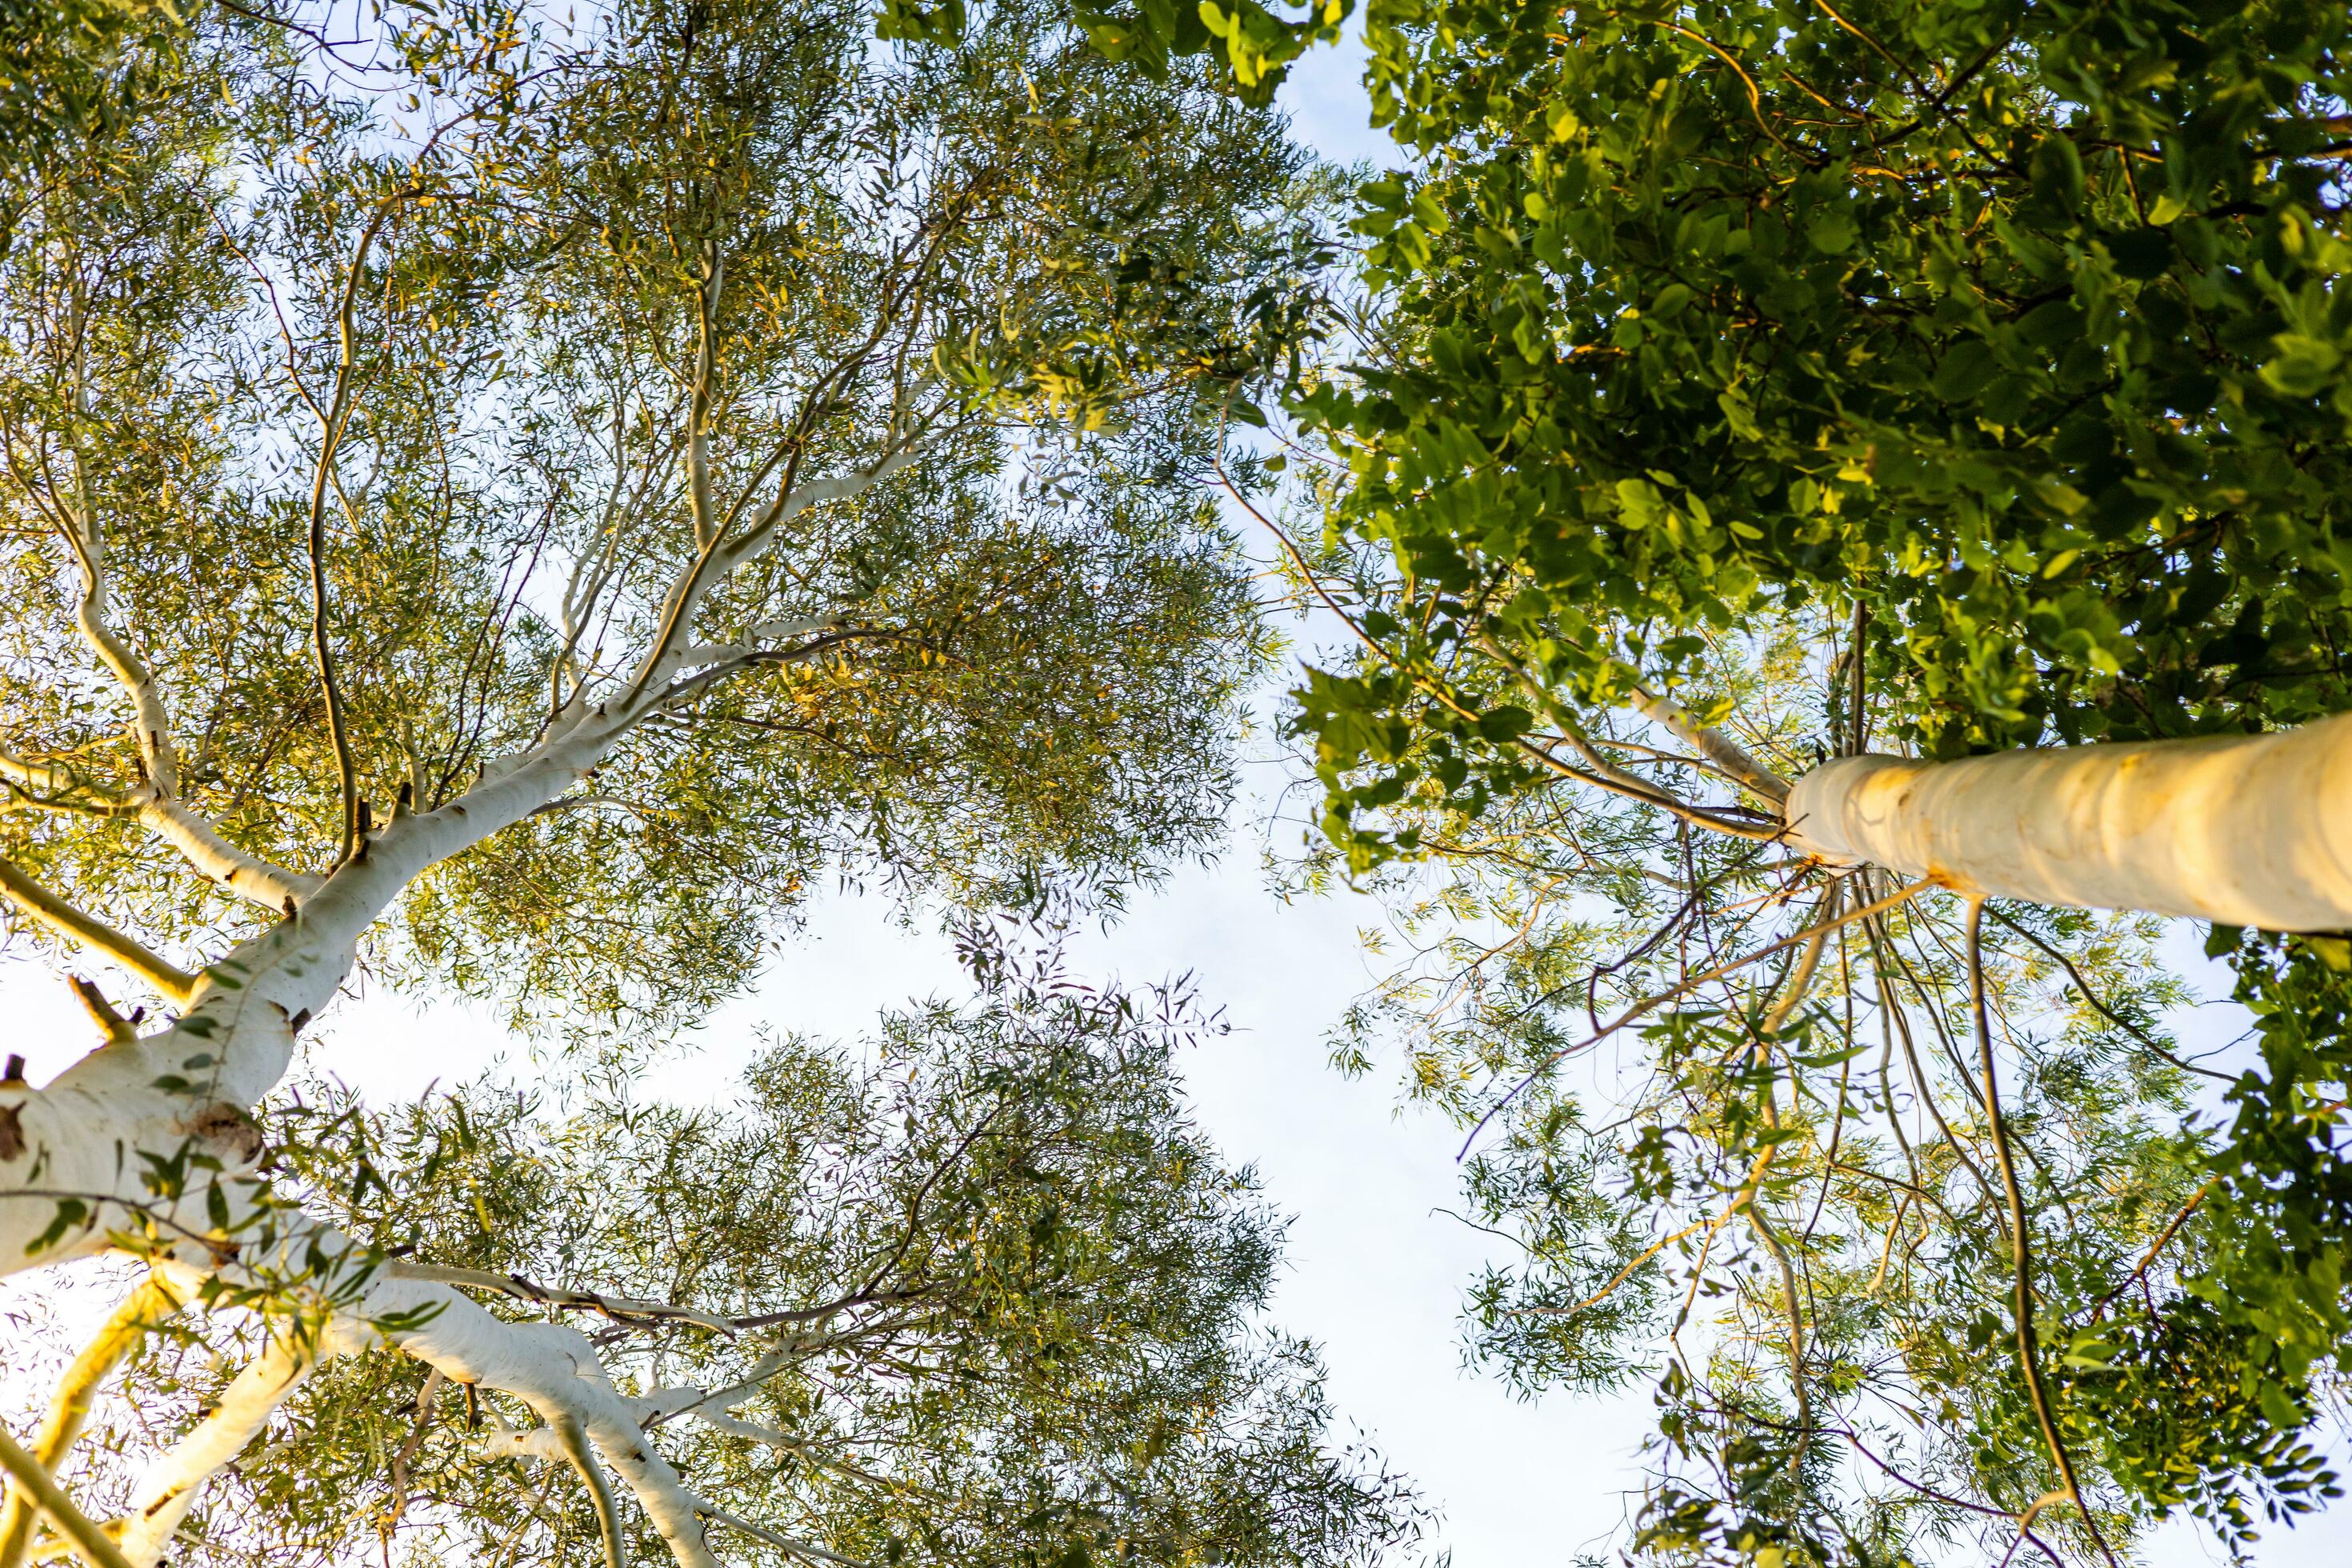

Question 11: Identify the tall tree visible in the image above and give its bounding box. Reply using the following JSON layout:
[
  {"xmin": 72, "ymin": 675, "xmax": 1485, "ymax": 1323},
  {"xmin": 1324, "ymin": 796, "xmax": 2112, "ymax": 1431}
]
[
  {"xmin": 5, "ymin": 927, "xmax": 1422, "ymax": 1568},
  {"xmin": 0, "ymin": 2, "xmax": 1370, "ymax": 1563},
  {"xmin": 1171, "ymin": 0, "xmax": 2352, "ymax": 1559}
]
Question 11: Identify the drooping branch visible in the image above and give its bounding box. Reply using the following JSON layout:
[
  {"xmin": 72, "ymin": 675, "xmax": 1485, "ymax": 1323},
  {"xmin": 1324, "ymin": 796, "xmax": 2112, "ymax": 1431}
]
[
  {"xmin": 380, "ymin": 1367, "xmax": 445, "ymax": 1551},
  {"xmin": 554, "ymin": 1414, "xmax": 629, "ymax": 1568},
  {"xmin": 1460, "ymin": 881, "xmax": 1923, "ymax": 1155},
  {"xmin": 699, "ymin": 1502, "xmax": 869, "ymax": 1568},
  {"xmin": 1965, "ymin": 899, "xmax": 2119, "ymax": 1568}
]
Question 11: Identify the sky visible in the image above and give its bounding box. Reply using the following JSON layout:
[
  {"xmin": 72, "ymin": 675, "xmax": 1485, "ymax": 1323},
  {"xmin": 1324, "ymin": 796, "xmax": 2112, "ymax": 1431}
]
[{"xmin": 2, "ymin": 29, "xmax": 2348, "ymax": 1568}]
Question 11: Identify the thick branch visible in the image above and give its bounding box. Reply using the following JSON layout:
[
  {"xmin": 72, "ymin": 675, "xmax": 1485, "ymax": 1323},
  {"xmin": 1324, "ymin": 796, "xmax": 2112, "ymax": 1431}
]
[{"xmin": 117, "ymin": 1327, "xmax": 330, "ymax": 1568}]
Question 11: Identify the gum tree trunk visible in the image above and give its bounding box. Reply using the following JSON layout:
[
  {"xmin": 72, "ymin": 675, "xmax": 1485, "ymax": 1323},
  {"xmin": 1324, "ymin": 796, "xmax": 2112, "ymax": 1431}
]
[{"xmin": 1784, "ymin": 710, "xmax": 2352, "ymax": 930}]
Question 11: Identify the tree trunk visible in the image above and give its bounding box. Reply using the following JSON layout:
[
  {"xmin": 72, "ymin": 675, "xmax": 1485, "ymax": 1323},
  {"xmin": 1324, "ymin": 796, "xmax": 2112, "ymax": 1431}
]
[{"xmin": 1784, "ymin": 711, "xmax": 2352, "ymax": 930}]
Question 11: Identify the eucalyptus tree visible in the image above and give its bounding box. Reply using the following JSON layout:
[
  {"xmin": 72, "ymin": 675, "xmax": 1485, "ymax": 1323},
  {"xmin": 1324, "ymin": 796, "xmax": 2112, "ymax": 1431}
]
[
  {"xmin": 0, "ymin": 0, "xmax": 1366, "ymax": 1562},
  {"xmin": 1050, "ymin": 0, "xmax": 2352, "ymax": 1558},
  {"xmin": 7, "ymin": 929, "xmax": 1421, "ymax": 1568},
  {"xmin": 1210, "ymin": 0, "xmax": 2352, "ymax": 1559}
]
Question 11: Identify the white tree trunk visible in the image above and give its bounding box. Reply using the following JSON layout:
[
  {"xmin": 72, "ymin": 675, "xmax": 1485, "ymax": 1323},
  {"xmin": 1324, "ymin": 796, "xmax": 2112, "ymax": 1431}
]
[{"xmin": 1785, "ymin": 711, "xmax": 2352, "ymax": 930}]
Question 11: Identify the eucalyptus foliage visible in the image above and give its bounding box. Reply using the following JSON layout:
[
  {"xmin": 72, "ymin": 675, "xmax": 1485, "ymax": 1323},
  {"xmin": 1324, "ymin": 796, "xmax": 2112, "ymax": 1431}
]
[
  {"xmin": 0, "ymin": 2, "xmax": 1400, "ymax": 1564},
  {"xmin": 14, "ymin": 930, "xmax": 1422, "ymax": 1568},
  {"xmin": 0, "ymin": 0, "xmax": 1305, "ymax": 1025},
  {"xmin": 1106, "ymin": 0, "xmax": 2352, "ymax": 1559}
]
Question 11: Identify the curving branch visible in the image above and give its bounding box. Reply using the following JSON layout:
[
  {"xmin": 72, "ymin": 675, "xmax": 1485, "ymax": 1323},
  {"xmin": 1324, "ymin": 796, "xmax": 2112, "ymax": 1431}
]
[
  {"xmin": 624, "ymin": 440, "xmax": 935, "ymax": 709},
  {"xmin": 305, "ymin": 191, "xmax": 421, "ymax": 866},
  {"xmin": 0, "ymin": 1272, "xmax": 186, "ymax": 1568},
  {"xmin": 554, "ymin": 1414, "xmax": 630, "ymax": 1568},
  {"xmin": 700, "ymin": 1502, "xmax": 868, "ymax": 1567},
  {"xmin": 0, "ymin": 852, "xmax": 196, "ymax": 1007},
  {"xmin": 1459, "ymin": 881, "xmax": 1922, "ymax": 1156},
  {"xmin": 1965, "ymin": 899, "xmax": 2120, "ymax": 1568},
  {"xmin": 390, "ymin": 1262, "xmax": 739, "ymax": 1336}
]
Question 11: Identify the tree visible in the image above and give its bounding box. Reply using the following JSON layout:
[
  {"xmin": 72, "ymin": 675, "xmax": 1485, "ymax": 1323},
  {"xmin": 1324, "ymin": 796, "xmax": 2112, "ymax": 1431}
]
[
  {"xmin": 6, "ymin": 924, "xmax": 1422, "ymax": 1568},
  {"xmin": 0, "ymin": 2, "xmax": 1386, "ymax": 1564},
  {"xmin": 1208, "ymin": 0, "xmax": 2352, "ymax": 1559}
]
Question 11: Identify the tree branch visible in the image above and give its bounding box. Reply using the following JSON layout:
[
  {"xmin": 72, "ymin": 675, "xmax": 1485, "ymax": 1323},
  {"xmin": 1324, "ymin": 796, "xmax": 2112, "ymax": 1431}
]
[
  {"xmin": 1966, "ymin": 898, "xmax": 2120, "ymax": 1568},
  {"xmin": 0, "ymin": 1273, "xmax": 183, "ymax": 1568},
  {"xmin": 699, "ymin": 1502, "xmax": 868, "ymax": 1568},
  {"xmin": 390, "ymin": 1262, "xmax": 739, "ymax": 1335},
  {"xmin": 0, "ymin": 1426, "xmax": 133, "ymax": 1568},
  {"xmin": 117, "ymin": 1328, "xmax": 327, "ymax": 1568},
  {"xmin": 0, "ymin": 852, "xmax": 196, "ymax": 1007},
  {"xmin": 1627, "ymin": 684, "xmax": 1791, "ymax": 802},
  {"xmin": 554, "ymin": 1414, "xmax": 629, "ymax": 1568},
  {"xmin": 306, "ymin": 194, "xmax": 415, "ymax": 866}
]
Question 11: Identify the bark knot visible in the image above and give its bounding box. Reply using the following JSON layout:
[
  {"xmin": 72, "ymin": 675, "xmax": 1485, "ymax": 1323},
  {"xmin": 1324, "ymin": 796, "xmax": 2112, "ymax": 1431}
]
[{"xmin": 179, "ymin": 1101, "xmax": 265, "ymax": 1164}]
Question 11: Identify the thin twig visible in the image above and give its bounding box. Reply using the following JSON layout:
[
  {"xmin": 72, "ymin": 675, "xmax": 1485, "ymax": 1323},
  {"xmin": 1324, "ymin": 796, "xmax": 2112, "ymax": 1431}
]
[
  {"xmin": 1460, "ymin": 882, "xmax": 1923, "ymax": 1158},
  {"xmin": 1967, "ymin": 899, "xmax": 2120, "ymax": 1568}
]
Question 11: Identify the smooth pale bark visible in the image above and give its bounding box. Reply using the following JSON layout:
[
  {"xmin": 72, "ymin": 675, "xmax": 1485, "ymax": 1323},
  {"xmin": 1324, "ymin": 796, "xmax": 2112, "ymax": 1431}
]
[
  {"xmin": 0, "ymin": 706, "xmax": 622, "ymax": 1267},
  {"xmin": 106, "ymin": 1237, "xmax": 731, "ymax": 1568},
  {"xmin": 1785, "ymin": 710, "xmax": 2352, "ymax": 930},
  {"xmin": 1630, "ymin": 687, "xmax": 1790, "ymax": 803},
  {"xmin": 0, "ymin": 446, "xmax": 914, "ymax": 1266},
  {"xmin": 114, "ymin": 1326, "xmax": 345, "ymax": 1568},
  {"xmin": 0, "ymin": 444, "xmax": 918, "ymax": 1568},
  {"xmin": 0, "ymin": 1274, "xmax": 186, "ymax": 1568}
]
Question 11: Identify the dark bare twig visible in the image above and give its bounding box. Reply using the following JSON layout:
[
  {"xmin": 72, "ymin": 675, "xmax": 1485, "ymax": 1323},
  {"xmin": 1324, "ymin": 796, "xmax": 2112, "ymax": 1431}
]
[{"xmin": 1967, "ymin": 898, "xmax": 2120, "ymax": 1568}]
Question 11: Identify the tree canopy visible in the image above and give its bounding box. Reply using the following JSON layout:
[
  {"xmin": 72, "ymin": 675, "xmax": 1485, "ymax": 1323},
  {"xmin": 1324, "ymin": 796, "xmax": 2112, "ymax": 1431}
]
[
  {"xmin": 854, "ymin": 0, "xmax": 2352, "ymax": 1554},
  {"xmin": 1218, "ymin": 0, "xmax": 2352, "ymax": 1561},
  {"xmin": 9, "ymin": 927, "xmax": 1421, "ymax": 1568},
  {"xmin": 10, "ymin": 0, "xmax": 2352, "ymax": 1565},
  {"xmin": 0, "ymin": 2, "xmax": 1404, "ymax": 1566},
  {"xmin": 0, "ymin": 0, "xmax": 1310, "ymax": 1027}
]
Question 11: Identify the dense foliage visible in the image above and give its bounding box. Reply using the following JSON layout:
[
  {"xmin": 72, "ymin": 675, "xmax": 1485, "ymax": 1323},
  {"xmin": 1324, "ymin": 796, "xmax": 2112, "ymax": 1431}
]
[
  {"xmin": 1302, "ymin": 0, "xmax": 2352, "ymax": 787},
  {"xmin": 0, "ymin": 2, "xmax": 1406, "ymax": 1566},
  {"xmin": 1176, "ymin": 0, "xmax": 2352, "ymax": 1561},
  {"xmin": 8, "ymin": 929, "xmax": 1423, "ymax": 1568},
  {"xmin": 0, "ymin": 0, "xmax": 1312, "ymax": 1030}
]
